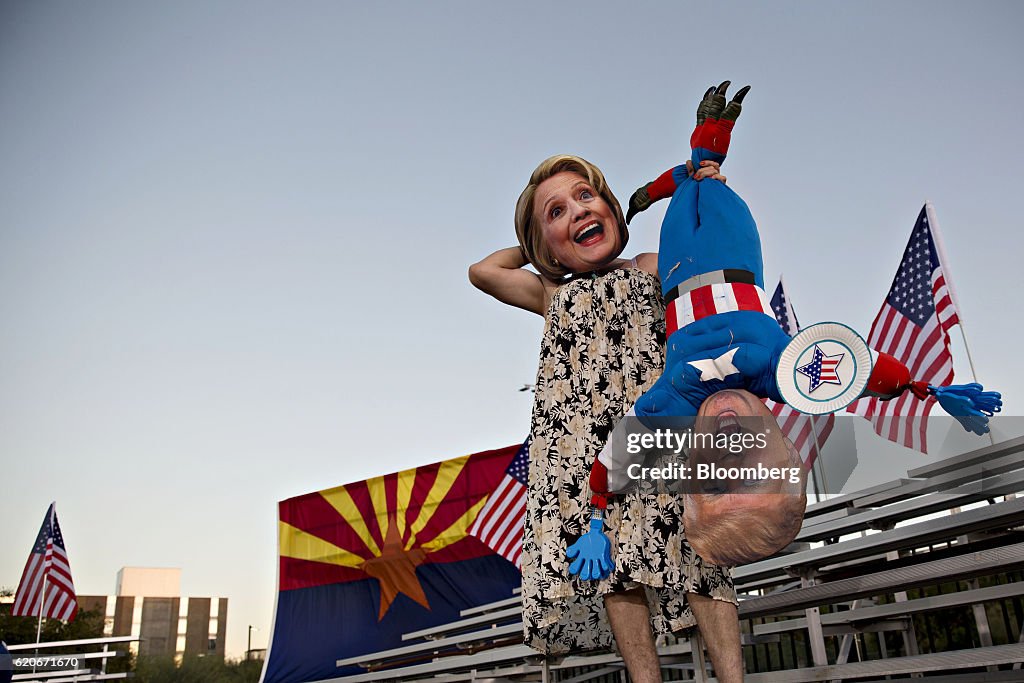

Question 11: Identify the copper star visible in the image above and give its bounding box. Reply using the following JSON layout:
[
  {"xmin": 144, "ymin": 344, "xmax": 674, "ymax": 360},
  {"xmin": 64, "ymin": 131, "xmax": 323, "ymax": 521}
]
[{"xmin": 359, "ymin": 516, "xmax": 430, "ymax": 620}]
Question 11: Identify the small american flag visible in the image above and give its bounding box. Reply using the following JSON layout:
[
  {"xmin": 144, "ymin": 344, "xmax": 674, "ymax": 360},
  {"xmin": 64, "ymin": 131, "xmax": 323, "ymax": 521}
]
[
  {"xmin": 847, "ymin": 204, "xmax": 960, "ymax": 452},
  {"xmin": 766, "ymin": 278, "xmax": 835, "ymax": 468},
  {"xmin": 12, "ymin": 502, "xmax": 78, "ymax": 622},
  {"xmin": 468, "ymin": 440, "xmax": 529, "ymax": 567}
]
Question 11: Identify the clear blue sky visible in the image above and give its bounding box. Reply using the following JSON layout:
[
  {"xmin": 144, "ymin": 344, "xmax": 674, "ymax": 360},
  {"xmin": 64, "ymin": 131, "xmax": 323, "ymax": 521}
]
[{"xmin": 2, "ymin": 1, "xmax": 1022, "ymax": 659}]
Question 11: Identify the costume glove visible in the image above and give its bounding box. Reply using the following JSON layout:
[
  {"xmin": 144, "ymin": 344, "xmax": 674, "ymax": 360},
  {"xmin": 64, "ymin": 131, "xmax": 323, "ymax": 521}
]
[
  {"xmin": 931, "ymin": 383, "xmax": 1002, "ymax": 435},
  {"xmin": 565, "ymin": 512, "xmax": 613, "ymax": 581}
]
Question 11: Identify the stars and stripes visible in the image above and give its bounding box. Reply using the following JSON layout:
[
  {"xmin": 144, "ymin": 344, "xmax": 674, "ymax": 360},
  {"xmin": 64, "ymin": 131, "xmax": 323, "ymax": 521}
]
[
  {"xmin": 468, "ymin": 440, "xmax": 529, "ymax": 567},
  {"xmin": 765, "ymin": 278, "xmax": 835, "ymax": 469},
  {"xmin": 771, "ymin": 278, "xmax": 797, "ymax": 335},
  {"xmin": 847, "ymin": 204, "xmax": 960, "ymax": 452},
  {"xmin": 666, "ymin": 281, "xmax": 773, "ymax": 337},
  {"xmin": 796, "ymin": 345, "xmax": 845, "ymax": 392},
  {"xmin": 12, "ymin": 502, "xmax": 78, "ymax": 622}
]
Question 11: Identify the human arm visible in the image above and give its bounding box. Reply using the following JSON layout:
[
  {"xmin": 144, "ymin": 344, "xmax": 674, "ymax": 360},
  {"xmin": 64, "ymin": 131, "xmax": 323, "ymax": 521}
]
[{"xmin": 468, "ymin": 247, "xmax": 551, "ymax": 316}]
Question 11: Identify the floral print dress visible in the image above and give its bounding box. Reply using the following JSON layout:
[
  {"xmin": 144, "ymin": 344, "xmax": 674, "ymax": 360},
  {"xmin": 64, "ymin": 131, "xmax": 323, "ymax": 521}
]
[{"xmin": 521, "ymin": 267, "xmax": 736, "ymax": 654}]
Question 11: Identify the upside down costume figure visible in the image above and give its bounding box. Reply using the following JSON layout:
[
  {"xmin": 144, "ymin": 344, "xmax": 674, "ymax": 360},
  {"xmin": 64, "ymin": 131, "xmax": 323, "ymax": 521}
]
[{"xmin": 566, "ymin": 83, "xmax": 1002, "ymax": 580}]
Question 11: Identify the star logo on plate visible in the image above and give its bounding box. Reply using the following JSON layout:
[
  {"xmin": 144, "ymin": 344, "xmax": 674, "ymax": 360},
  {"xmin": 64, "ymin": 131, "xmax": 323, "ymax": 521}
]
[{"xmin": 795, "ymin": 344, "xmax": 844, "ymax": 393}]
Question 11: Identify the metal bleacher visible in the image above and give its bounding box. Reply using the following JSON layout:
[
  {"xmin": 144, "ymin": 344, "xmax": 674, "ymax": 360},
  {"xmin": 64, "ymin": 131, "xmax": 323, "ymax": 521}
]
[
  {"xmin": 324, "ymin": 435, "xmax": 1024, "ymax": 682},
  {"xmin": 6, "ymin": 635, "xmax": 137, "ymax": 683}
]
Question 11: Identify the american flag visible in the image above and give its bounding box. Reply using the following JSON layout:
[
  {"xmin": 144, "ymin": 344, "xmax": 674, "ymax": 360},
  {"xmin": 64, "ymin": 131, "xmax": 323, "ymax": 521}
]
[
  {"xmin": 12, "ymin": 502, "xmax": 78, "ymax": 621},
  {"xmin": 847, "ymin": 204, "xmax": 960, "ymax": 452},
  {"xmin": 766, "ymin": 278, "xmax": 835, "ymax": 468},
  {"xmin": 468, "ymin": 440, "xmax": 529, "ymax": 567}
]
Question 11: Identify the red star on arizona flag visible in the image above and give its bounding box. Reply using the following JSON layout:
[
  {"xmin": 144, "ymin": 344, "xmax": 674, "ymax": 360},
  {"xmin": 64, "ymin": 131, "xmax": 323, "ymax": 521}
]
[{"xmin": 796, "ymin": 344, "xmax": 844, "ymax": 393}]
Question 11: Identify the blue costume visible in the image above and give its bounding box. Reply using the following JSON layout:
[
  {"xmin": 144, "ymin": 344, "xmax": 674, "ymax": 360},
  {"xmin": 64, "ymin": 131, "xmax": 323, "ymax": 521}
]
[
  {"xmin": 587, "ymin": 84, "xmax": 796, "ymax": 499},
  {"xmin": 565, "ymin": 83, "xmax": 1002, "ymax": 581},
  {"xmin": 632, "ymin": 164, "xmax": 789, "ymax": 421}
]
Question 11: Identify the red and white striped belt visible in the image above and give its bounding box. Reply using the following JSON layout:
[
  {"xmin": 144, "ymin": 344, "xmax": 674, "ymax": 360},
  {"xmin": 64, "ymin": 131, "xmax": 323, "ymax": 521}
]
[{"xmin": 664, "ymin": 270, "xmax": 773, "ymax": 337}]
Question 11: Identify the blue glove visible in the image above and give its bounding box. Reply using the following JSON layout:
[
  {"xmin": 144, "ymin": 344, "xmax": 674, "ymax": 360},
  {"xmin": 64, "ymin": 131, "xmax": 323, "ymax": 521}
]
[
  {"xmin": 566, "ymin": 514, "xmax": 613, "ymax": 581},
  {"xmin": 931, "ymin": 383, "xmax": 1002, "ymax": 436}
]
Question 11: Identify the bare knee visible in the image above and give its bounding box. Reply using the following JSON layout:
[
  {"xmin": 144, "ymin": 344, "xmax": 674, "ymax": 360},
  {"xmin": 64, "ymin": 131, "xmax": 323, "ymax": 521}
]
[{"xmin": 604, "ymin": 586, "xmax": 648, "ymax": 610}]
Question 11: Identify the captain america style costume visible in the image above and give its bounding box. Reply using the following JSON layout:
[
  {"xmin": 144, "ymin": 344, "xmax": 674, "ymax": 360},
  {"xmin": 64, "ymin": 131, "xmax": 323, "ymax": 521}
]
[
  {"xmin": 565, "ymin": 83, "xmax": 1002, "ymax": 581},
  {"xmin": 629, "ymin": 130, "xmax": 787, "ymax": 421}
]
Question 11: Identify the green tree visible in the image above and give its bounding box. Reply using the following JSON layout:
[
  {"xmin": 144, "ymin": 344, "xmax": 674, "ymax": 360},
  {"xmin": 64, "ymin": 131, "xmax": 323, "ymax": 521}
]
[
  {"xmin": 0, "ymin": 602, "xmax": 103, "ymax": 648},
  {"xmin": 134, "ymin": 655, "xmax": 261, "ymax": 683}
]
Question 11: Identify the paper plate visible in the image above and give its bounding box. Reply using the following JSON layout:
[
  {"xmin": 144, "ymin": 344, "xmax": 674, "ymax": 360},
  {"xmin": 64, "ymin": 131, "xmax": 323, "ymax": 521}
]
[{"xmin": 776, "ymin": 322, "xmax": 872, "ymax": 415}]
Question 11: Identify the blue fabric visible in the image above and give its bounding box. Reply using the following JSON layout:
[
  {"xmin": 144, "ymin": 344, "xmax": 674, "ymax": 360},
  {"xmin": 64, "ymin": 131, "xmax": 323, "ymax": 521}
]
[
  {"xmin": 657, "ymin": 168, "xmax": 764, "ymax": 295},
  {"xmin": 0, "ymin": 641, "xmax": 12, "ymax": 683},
  {"xmin": 638, "ymin": 159, "xmax": 787, "ymax": 421},
  {"xmin": 635, "ymin": 310, "xmax": 790, "ymax": 420},
  {"xmin": 262, "ymin": 555, "xmax": 520, "ymax": 683}
]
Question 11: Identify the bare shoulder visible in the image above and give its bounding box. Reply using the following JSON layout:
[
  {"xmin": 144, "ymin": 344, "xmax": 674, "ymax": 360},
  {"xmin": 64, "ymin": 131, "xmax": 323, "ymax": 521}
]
[{"xmin": 634, "ymin": 252, "xmax": 660, "ymax": 277}]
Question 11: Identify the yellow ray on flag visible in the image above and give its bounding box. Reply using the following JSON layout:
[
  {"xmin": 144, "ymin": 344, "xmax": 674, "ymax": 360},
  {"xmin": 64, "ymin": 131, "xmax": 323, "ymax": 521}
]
[
  {"xmin": 394, "ymin": 468, "xmax": 416, "ymax": 541},
  {"xmin": 419, "ymin": 495, "xmax": 488, "ymax": 553},
  {"xmin": 365, "ymin": 475, "xmax": 390, "ymax": 544},
  {"xmin": 319, "ymin": 485, "xmax": 382, "ymax": 557},
  {"xmin": 404, "ymin": 454, "xmax": 470, "ymax": 550},
  {"xmin": 279, "ymin": 521, "xmax": 366, "ymax": 568}
]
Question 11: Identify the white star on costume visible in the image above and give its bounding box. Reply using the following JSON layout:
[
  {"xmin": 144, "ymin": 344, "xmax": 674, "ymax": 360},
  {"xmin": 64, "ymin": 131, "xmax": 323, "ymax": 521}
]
[{"xmin": 688, "ymin": 348, "xmax": 740, "ymax": 382}]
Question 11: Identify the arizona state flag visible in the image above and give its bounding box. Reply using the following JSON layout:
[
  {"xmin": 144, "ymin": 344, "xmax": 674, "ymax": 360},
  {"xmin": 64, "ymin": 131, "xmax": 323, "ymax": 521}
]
[{"xmin": 262, "ymin": 445, "xmax": 523, "ymax": 683}]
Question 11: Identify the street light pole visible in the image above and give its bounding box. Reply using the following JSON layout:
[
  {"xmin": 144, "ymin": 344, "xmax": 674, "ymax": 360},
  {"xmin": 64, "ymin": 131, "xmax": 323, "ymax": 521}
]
[{"xmin": 247, "ymin": 625, "xmax": 255, "ymax": 660}]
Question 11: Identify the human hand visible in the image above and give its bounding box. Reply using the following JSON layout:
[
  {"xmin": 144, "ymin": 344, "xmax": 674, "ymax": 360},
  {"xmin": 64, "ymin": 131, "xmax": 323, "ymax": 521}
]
[
  {"xmin": 687, "ymin": 160, "xmax": 726, "ymax": 184},
  {"xmin": 565, "ymin": 516, "xmax": 613, "ymax": 581}
]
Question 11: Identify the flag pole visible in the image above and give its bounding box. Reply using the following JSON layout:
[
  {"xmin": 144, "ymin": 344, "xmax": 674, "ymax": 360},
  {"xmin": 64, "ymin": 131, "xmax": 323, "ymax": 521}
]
[
  {"xmin": 779, "ymin": 273, "xmax": 831, "ymax": 501},
  {"xmin": 35, "ymin": 502, "xmax": 54, "ymax": 659},
  {"xmin": 925, "ymin": 201, "xmax": 996, "ymax": 447},
  {"xmin": 33, "ymin": 573, "xmax": 47, "ymax": 672},
  {"xmin": 34, "ymin": 575, "xmax": 46, "ymax": 643},
  {"xmin": 809, "ymin": 415, "xmax": 830, "ymax": 499},
  {"xmin": 807, "ymin": 449, "xmax": 822, "ymax": 504}
]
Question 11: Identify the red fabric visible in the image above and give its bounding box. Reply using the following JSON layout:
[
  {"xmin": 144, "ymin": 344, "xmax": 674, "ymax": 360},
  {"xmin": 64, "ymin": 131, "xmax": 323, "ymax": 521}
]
[
  {"xmin": 713, "ymin": 118, "xmax": 736, "ymax": 154},
  {"xmin": 691, "ymin": 119, "xmax": 715, "ymax": 151},
  {"xmin": 910, "ymin": 381, "xmax": 931, "ymax": 400},
  {"xmin": 867, "ymin": 351, "xmax": 913, "ymax": 399},
  {"xmin": 691, "ymin": 118, "xmax": 735, "ymax": 155},
  {"xmin": 666, "ymin": 282, "xmax": 772, "ymax": 338},
  {"xmin": 666, "ymin": 307, "xmax": 679, "ymax": 338},
  {"xmin": 278, "ymin": 446, "xmax": 516, "ymax": 591},
  {"xmin": 733, "ymin": 282, "xmax": 762, "ymax": 312},
  {"xmin": 588, "ymin": 460, "xmax": 613, "ymax": 507},
  {"xmin": 647, "ymin": 169, "xmax": 678, "ymax": 202},
  {"xmin": 589, "ymin": 458, "xmax": 609, "ymax": 496},
  {"xmin": 691, "ymin": 284, "xmax": 716, "ymax": 320}
]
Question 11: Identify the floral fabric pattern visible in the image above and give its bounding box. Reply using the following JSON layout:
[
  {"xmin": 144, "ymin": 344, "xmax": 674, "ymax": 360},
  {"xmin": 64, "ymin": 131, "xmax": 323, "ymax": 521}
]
[{"xmin": 522, "ymin": 267, "xmax": 736, "ymax": 654}]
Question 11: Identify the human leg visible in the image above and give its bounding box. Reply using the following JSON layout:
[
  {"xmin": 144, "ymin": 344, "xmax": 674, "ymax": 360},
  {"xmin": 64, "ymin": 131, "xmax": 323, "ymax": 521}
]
[
  {"xmin": 604, "ymin": 587, "xmax": 662, "ymax": 683},
  {"xmin": 687, "ymin": 592, "xmax": 744, "ymax": 683}
]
